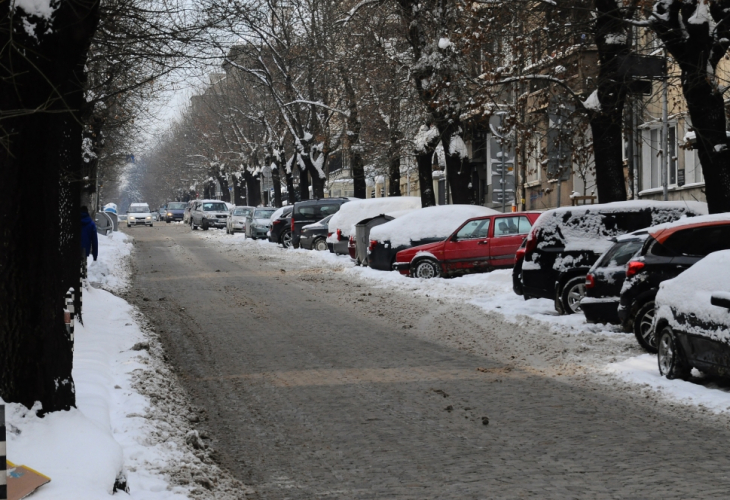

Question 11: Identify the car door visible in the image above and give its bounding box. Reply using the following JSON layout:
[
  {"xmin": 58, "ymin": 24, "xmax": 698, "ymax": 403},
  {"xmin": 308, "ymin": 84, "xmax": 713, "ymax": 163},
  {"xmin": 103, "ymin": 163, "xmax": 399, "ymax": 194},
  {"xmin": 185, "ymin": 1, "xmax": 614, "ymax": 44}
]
[
  {"xmin": 441, "ymin": 218, "xmax": 491, "ymax": 272},
  {"xmin": 490, "ymin": 215, "xmax": 532, "ymax": 267}
]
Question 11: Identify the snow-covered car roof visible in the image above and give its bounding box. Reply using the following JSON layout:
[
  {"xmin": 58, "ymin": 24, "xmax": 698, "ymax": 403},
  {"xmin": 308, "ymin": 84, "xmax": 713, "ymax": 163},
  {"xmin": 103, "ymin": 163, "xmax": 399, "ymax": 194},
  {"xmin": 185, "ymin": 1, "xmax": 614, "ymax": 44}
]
[
  {"xmin": 269, "ymin": 205, "xmax": 292, "ymax": 221},
  {"xmin": 327, "ymin": 197, "xmax": 422, "ymax": 240},
  {"xmin": 370, "ymin": 204, "xmax": 500, "ymax": 247},
  {"xmin": 529, "ymin": 200, "xmax": 707, "ymax": 253},
  {"xmin": 656, "ymin": 249, "xmax": 730, "ymax": 335},
  {"xmin": 647, "ymin": 212, "xmax": 730, "ymax": 242}
]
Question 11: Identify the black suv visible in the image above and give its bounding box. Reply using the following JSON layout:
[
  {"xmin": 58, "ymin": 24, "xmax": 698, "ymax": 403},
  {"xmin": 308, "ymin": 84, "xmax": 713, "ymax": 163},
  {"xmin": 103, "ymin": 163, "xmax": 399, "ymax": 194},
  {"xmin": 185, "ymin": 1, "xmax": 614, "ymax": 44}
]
[
  {"xmin": 290, "ymin": 198, "xmax": 350, "ymax": 248},
  {"xmin": 269, "ymin": 206, "xmax": 293, "ymax": 247},
  {"xmin": 580, "ymin": 231, "xmax": 648, "ymax": 324},
  {"xmin": 519, "ymin": 201, "xmax": 706, "ymax": 315},
  {"xmin": 618, "ymin": 215, "xmax": 730, "ymax": 352}
]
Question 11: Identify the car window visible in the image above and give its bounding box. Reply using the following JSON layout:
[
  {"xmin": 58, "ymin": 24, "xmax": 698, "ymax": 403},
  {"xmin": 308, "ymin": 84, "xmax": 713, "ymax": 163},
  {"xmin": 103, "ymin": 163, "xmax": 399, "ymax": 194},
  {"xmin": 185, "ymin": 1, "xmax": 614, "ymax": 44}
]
[
  {"xmin": 456, "ymin": 219, "xmax": 490, "ymax": 240},
  {"xmin": 254, "ymin": 209, "xmax": 276, "ymax": 218},
  {"xmin": 598, "ymin": 239, "xmax": 644, "ymax": 267},
  {"xmin": 202, "ymin": 202, "xmax": 227, "ymax": 211},
  {"xmin": 168, "ymin": 202, "xmax": 186, "ymax": 209},
  {"xmin": 233, "ymin": 208, "xmax": 251, "ymax": 216},
  {"xmin": 494, "ymin": 216, "xmax": 530, "ymax": 237},
  {"xmin": 129, "ymin": 206, "xmax": 149, "ymax": 213},
  {"xmin": 663, "ymin": 225, "xmax": 730, "ymax": 257}
]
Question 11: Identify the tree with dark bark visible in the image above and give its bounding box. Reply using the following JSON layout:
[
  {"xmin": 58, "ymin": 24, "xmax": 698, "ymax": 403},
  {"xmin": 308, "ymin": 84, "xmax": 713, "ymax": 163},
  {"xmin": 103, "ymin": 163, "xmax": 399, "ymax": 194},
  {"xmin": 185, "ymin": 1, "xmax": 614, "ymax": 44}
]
[
  {"xmin": 1, "ymin": 0, "xmax": 100, "ymax": 412},
  {"xmin": 649, "ymin": 0, "xmax": 730, "ymax": 213}
]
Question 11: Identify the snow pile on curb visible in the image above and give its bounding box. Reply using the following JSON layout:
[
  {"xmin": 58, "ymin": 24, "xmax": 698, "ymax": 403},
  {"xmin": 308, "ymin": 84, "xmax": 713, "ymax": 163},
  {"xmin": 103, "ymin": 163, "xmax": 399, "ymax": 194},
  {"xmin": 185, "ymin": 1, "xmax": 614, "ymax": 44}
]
[
  {"xmin": 606, "ymin": 354, "xmax": 730, "ymax": 414},
  {"xmin": 2, "ymin": 231, "xmax": 249, "ymax": 499},
  {"xmin": 87, "ymin": 230, "xmax": 133, "ymax": 289}
]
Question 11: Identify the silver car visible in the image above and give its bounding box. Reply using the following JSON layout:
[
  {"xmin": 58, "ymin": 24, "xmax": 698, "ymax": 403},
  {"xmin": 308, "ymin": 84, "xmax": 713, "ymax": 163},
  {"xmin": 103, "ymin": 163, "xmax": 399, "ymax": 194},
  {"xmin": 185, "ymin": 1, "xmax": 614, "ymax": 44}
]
[
  {"xmin": 246, "ymin": 207, "xmax": 277, "ymax": 239},
  {"xmin": 227, "ymin": 206, "xmax": 255, "ymax": 234},
  {"xmin": 190, "ymin": 200, "xmax": 229, "ymax": 230}
]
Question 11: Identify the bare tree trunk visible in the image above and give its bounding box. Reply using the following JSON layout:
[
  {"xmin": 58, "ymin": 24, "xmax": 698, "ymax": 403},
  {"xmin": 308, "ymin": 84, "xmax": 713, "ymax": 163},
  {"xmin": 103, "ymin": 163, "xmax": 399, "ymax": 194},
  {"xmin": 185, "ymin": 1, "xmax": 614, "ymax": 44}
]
[
  {"xmin": 416, "ymin": 151, "xmax": 436, "ymax": 207},
  {"xmin": 388, "ymin": 155, "xmax": 402, "ymax": 196},
  {"xmin": 341, "ymin": 73, "xmax": 367, "ymax": 198},
  {"xmin": 440, "ymin": 125, "xmax": 475, "ymax": 204},
  {"xmin": 590, "ymin": 0, "xmax": 630, "ymax": 203},
  {"xmin": 682, "ymin": 67, "xmax": 730, "ymax": 213},
  {"xmin": 0, "ymin": 0, "xmax": 100, "ymax": 412}
]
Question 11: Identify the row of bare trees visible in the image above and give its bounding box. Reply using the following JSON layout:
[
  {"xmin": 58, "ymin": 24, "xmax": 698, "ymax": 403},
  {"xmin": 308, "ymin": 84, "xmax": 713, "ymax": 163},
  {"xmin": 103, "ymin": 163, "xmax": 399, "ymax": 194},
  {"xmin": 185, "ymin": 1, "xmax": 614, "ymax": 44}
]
[{"xmin": 146, "ymin": 0, "xmax": 730, "ymax": 214}]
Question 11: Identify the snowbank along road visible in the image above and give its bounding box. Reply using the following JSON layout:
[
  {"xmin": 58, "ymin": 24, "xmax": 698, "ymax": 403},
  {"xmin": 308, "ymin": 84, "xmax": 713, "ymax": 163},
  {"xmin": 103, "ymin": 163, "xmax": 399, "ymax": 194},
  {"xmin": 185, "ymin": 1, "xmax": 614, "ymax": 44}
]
[{"xmin": 125, "ymin": 224, "xmax": 730, "ymax": 499}]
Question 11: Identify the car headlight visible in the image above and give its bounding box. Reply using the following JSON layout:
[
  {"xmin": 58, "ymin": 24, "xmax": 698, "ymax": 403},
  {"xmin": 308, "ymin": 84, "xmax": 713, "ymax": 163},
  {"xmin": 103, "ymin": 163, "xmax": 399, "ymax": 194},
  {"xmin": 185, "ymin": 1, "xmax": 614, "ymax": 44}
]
[
  {"xmin": 130, "ymin": 216, "xmax": 136, "ymax": 220},
  {"xmin": 167, "ymin": 212, "xmax": 172, "ymax": 216},
  {"xmin": 146, "ymin": 216, "xmax": 151, "ymax": 220}
]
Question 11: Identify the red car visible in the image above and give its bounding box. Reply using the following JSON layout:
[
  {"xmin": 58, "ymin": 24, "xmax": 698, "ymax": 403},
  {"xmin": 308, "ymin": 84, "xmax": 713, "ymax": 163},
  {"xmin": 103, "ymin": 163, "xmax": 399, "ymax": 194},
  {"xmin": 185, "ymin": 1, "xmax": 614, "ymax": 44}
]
[{"xmin": 393, "ymin": 212, "xmax": 541, "ymax": 279}]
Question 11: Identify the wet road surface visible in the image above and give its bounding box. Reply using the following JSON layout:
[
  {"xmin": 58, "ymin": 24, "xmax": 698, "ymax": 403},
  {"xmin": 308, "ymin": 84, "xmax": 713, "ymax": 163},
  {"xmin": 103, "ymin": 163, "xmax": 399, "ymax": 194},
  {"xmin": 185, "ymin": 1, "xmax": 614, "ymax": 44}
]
[{"xmin": 127, "ymin": 224, "xmax": 730, "ymax": 499}]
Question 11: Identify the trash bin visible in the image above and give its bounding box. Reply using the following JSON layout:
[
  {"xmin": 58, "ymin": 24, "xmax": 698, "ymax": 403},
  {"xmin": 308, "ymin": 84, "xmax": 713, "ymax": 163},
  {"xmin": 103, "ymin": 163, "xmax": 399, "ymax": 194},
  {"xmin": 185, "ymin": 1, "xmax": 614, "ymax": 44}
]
[{"xmin": 355, "ymin": 214, "xmax": 394, "ymax": 266}]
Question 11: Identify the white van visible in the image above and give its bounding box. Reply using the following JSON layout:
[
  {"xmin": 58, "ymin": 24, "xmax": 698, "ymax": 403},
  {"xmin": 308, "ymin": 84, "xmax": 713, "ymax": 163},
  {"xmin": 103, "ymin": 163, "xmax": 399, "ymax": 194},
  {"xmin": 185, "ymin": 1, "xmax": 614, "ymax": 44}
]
[{"xmin": 127, "ymin": 203, "xmax": 153, "ymax": 227}]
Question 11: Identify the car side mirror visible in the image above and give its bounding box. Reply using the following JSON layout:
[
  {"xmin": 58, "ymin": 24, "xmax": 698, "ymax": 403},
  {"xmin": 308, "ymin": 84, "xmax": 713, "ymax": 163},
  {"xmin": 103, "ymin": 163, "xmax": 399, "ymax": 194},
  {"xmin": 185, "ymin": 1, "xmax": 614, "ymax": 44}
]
[{"xmin": 711, "ymin": 293, "xmax": 730, "ymax": 310}]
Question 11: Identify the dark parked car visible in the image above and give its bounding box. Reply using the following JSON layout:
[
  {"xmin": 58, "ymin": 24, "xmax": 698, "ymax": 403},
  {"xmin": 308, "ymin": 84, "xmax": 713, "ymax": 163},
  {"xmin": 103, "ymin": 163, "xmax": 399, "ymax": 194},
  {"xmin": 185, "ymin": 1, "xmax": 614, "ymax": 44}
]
[
  {"xmin": 393, "ymin": 212, "xmax": 540, "ymax": 279},
  {"xmin": 368, "ymin": 205, "xmax": 499, "ymax": 271},
  {"xmin": 269, "ymin": 206, "xmax": 293, "ymax": 247},
  {"xmin": 246, "ymin": 207, "xmax": 277, "ymax": 239},
  {"xmin": 291, "ymin": 198, "xmax": 350, "ymax": 248},
  {"xmin": 163, "ymin": 201, "xmax": 187, "ymax": 223},
  {"xmin": 580, "ymin": 231, "xmax": 648, "ymax": 324},
  {"xmin": 299, "ymin": 215, "xmax": 333, "ymax": 251},
  {"xmin": 518, "ymin": 201, "xmax": 707, "ymax": 315},
  {"xmin": 655, "ymin": 250, "xmax": 730, "ymax": 380},
  {"xmin": 618, "ymin": 214, "xmax": 730, "ymax": 352}
]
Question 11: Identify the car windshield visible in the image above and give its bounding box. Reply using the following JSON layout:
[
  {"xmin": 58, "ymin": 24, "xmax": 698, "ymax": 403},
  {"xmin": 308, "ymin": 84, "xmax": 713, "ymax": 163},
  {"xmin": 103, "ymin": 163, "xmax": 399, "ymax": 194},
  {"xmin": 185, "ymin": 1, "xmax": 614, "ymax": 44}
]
[
  {"xmin": 234, "ymin": 208, "xmax": 253, "ymax": 216},
  {"xmin": 168, "ymin": 202, "xmax": 186, "ymax": 209},
  {"xmin": 202, "ymin": 202, "xmax": 227, "ymax": 211},
  {"xmin": 129, "ymin": 206, "xmax": 149, "ymax": 213},
  {"xmin": 254, "ymin": 208, "xmax": 276, "ymax": 218},
  {"xmin": 598, "ymin": 239, "xmax": 644, "ymax": 267}
]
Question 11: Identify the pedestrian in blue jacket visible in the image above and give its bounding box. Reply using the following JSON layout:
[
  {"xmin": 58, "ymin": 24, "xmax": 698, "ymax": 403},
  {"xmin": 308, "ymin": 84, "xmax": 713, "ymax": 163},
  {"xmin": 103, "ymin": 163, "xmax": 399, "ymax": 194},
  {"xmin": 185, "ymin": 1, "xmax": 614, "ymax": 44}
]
[{"xmin": 81, "ymin": 206, "xmax": 98, "ymax": 261}]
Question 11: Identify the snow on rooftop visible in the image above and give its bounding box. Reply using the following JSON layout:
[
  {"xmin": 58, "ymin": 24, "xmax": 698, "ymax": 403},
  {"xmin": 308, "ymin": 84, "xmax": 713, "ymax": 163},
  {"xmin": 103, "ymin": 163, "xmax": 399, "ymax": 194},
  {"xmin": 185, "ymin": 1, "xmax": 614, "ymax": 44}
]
[
  {"xmin": 326, "ymin": 197, "xmax": 422, "ymax": 242},
  {"xmin": 648, "ymin": 211, "xmax": 730, "ymax": 235},
  {"xmin": 530, "ymin": 200, "xmax": 708, "ymax": 253},
  {"xmin": 370, "ymin": 204, "xmax": 499, "ymax": 247}
]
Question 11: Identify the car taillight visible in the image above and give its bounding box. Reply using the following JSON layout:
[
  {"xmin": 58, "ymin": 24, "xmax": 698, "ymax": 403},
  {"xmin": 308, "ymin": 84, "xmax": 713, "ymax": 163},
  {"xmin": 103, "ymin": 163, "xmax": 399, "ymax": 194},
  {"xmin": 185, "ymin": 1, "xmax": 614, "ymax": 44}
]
[
  {"xmin": 369, "ymin": 239, "xmax": 377, "ymax": 251},
  {"xmin": 585, "ymin": 274, "xmax": 595, "ymax": 289},
  {"xmin": 273, "ymin": 219, "xmax": 281, "ymax": 225},
  {"xmin": 327, "ymin": 232, "xmax": 333, "ymax": 238},
  {"xmin": 348, "ymin": 235, "xmax": 355, "ymax": 246},
  {"xmin": 626, "ymin": 260, "xmax": 645, "ymax": 278},
  {"xmin": 525, "ymin": 228, "xmax": 538, "ymax": 254},
  {"xmin": 337, "ymin": 229, "xmax": 342, "ymax": 241},
  {"xmin": 515, "ymin": 246, "xmax": 526, "ymax": 262},
  {"xmin": 291, "ymin": 218, "xmax": 295, "ymax": 232}
]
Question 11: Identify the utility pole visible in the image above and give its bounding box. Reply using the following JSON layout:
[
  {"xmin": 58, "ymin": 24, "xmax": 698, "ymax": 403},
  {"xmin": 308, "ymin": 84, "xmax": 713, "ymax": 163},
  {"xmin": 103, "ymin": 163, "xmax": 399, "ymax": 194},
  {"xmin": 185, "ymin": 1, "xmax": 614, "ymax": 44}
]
[
  {"xmin": 500, "ymin": 113, "xmax": 506, "ymax": 213},
  {"xmin": 661, "ymin": 73, "xmax": 669, "ymax": 201},
  {"xmin": 556, "ymin": 113, "xmax": 563, "ymax": 208}
]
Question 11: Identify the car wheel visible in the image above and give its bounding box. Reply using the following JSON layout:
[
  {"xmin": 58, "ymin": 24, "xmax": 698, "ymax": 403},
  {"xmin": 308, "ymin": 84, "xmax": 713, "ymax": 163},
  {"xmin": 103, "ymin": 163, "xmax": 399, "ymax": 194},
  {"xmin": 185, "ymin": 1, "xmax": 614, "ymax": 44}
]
[
  {"xmin": 634, "ymin": 301, "xmax": 657, "ymax": 353},
  {"xmin": 201, "ymin": 220, "xmax": 209, "ymax": 231},
  {"xmin": 411, "ymin": 259, "xmax": 441, "ymax": 279},
  {"xmin": 191, "ymin": 220, "xmax": 197, "ymax": 231},
  {"xmin": 166, "ymin": 219, "xmax": 171, "ymax": 224},
  {"xmin": 313, "ymin": 238, "xmax": 328, "ymax": 252},
  {"xmin": 281, "ymin": 230, "xmax": 292, "ymax": 248},
  {"xmin": 560, "ymin": 276, "xmax": 586, "ymax": 315},
  {"xmin": 657, "ymin": 326, "xmax": 691, "ymax": 380}
]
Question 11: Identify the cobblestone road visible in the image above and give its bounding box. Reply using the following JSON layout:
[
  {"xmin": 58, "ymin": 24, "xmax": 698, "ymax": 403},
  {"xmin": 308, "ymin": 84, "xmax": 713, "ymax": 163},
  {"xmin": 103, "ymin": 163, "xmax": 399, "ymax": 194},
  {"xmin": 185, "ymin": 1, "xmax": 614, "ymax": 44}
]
[{"xmin": 127, "ymin": 225, "xmax": 730, "ymax": 499}]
